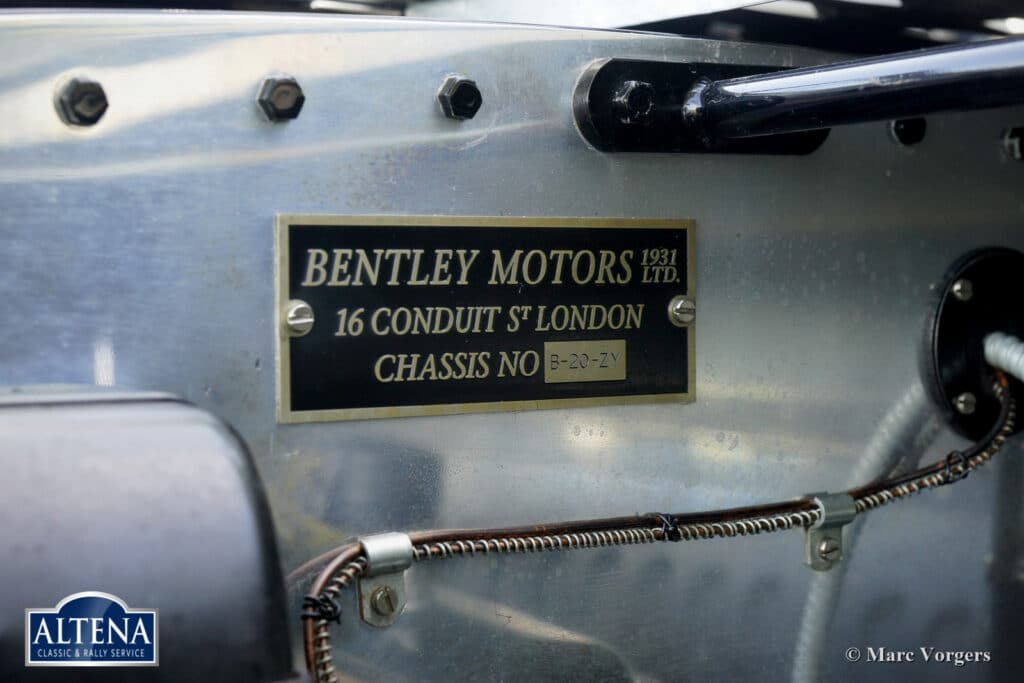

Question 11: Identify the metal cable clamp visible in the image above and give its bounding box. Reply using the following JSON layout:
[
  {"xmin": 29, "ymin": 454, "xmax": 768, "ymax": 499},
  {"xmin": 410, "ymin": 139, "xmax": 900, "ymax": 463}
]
[
  {"xmin": 358, "ymin": 532, "xmax": 414, "ymax": 627},
  {"xmin": 802, "ymin": 493, "xmax": 857, "ymax": 571}
]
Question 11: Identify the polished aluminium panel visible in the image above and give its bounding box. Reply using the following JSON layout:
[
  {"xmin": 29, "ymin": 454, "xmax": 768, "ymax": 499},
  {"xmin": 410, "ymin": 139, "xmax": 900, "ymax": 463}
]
[{"xmin": 1, "ymin": 11, "xmax": 1023, "ymax": 682}]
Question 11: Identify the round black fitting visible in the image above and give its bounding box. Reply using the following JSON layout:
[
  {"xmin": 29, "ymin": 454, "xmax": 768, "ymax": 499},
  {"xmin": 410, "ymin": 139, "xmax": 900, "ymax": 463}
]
[
  {"xmin": 612, "ymin": 80, "xmax": 655, "ymax": 125},
  {"xmin": 920, "ymin": 247, "xmax": 1024, "ymax": 439},
  {"xmin": 890, "ymin": 117, "xmax": 926, "ymax": 146},
  {"xmin": 55, "ymin": 78, "xmax": 108, "ymax": 127},
  {"xmin": 438, "ymin": 76, "xmax": 482, "ymax": 120},
  {"xmin": 258, "ymin": 77, "xmax": 305, "ymax": 121}
]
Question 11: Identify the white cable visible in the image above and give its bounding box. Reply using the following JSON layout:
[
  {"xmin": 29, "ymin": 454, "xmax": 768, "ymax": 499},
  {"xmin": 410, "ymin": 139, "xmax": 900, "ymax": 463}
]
[{"xmin": 985, "ymin": 333, "xmax": 1024, "ymax": 385}]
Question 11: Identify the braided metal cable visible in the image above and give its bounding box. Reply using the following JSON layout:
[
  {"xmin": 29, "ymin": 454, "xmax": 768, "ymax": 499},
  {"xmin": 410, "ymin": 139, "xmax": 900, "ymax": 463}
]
[
  {"xmin": 414, "ymin": 526, "xmax": 660, "ymax": 560},
  {"xmin": 311, "ymin": 557, "xmax": 366, "ymax": 683},
  {"xmin": 408, "ymin": 508, "xmax": 827, "ymax": 565},
  {"xmin": 311, "ymin": 515, "xmax": 827, "ymax": 681},
  {"xmin": 674, "ymin": 508, "xmax": 820, "ymax": 539},
  {"xmin": 855, "ymin": 387, "xmax": 1016, "ymax": 513},
  {"xmin": 303, "ymin": 379, "xmax": 1016, "ymax": 683}
]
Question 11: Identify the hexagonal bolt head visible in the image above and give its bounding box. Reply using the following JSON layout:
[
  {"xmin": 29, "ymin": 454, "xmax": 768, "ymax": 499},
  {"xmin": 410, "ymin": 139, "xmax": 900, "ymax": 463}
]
[
  {"xmin": 258, "ymin": 77, "xmax": 305, "ymax": 121},
  {"xmin": 56, "ymin": 78, "xmax": 108, "ymax": 127},
  {"xmin": 613, "ymin": 80, "xmax": 656, "ymax": 125},
  {"xmin": 438, "ymin": 76, "xmax": 482, "ymax": 120}
]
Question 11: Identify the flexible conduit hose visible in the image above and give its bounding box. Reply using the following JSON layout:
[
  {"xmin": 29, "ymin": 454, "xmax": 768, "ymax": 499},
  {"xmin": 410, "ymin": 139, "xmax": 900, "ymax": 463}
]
[
  {"xmin": 791, "ymin": 383, "xmax": 940, "ymax": 683},
  {"xmin": 986, "ymin": 333, "xmax": 1024, "ymax": 385}
]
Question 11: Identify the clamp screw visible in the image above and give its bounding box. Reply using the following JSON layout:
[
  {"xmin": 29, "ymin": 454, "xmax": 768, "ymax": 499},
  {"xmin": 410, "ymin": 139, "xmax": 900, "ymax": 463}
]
[
  {"xmin": 668, "ymin": 295, "xmax": 695, "ymax": 327},
  {"xmin": 284, "ymin": 300, "xmax": 315, "ymax": 337},
  {"xmin": 438, "ymin": 76, "xmax": 482, "ymax": 120},
  {"xmin": 817, "ymin": 538, "xmax": 841, "ymax": 563},
  {"xmin": 370, "ymin": 585, "xmax": 398, "ymax": 617},
  {"xmin": 258, "ymin": 77, "xmax": 305, "ymax": 121},
  {"xmin": 56, "ymin": 78, "xmax": 108, "ymax": 126},
  {"xmin": 953, "ymin": 392, "xmax": 977, "ymax": 416},
  {"xmin": 951, "ymin": 278, "xmax": 973, "ymax": 302}
]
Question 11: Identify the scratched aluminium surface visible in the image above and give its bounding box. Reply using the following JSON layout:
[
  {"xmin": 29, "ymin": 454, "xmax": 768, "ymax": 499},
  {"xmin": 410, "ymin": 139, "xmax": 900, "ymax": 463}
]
[{"xmin": 1, "ymin": 11, "xmax": 1023, "ymax": 682}]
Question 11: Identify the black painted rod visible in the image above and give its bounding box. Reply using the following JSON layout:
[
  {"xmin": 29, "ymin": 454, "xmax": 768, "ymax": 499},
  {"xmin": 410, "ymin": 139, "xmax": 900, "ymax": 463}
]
[{"xmin": 683, "ymin": 37, "xmax": 1024, "ymax": 140}]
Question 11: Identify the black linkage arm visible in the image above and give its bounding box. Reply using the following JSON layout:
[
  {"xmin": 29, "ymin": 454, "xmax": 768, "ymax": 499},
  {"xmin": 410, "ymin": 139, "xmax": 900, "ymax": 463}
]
[
  {"xmin": 574, "ymin": 38, "xmax": 1024, "ymax": 154},
  {"xmin": 683, "ymin": 37, "xmax": 1024, "ymax": 141}
]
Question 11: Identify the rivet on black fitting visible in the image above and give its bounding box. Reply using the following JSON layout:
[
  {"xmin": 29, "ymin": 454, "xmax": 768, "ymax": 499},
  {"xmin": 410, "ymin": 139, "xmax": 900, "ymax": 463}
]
[
  {"xmin": 55, "ymin": 77, "xmax": 108, "ymax": 127},
  {"xmin": 889, "ymin": 117, "xmax": 926, "ymax": 146},
  {"xmin": 438, "ymin": 76, "xmax": 482, "ymax": 121},
  {"xmin": 1002, "ymin": 127, "xmax": 1023, "ymax": 161},
  {"xmin": 258, "ymin": 76, "xmax": 305, "ymax": 122}
]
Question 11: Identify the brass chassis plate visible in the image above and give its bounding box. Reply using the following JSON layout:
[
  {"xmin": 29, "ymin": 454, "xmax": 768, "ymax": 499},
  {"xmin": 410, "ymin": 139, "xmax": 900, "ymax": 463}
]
[{"xmin": 276, "ymin": 215, "xmax": 695, "ymax": 423}]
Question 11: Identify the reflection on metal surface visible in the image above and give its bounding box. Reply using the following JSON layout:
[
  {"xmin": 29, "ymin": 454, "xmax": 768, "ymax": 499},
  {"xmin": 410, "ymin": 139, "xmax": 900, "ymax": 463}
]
[
  {"xmin": 0, "ymin": 121, "xmax": 550, "ymax": 183},
  {"xmin": 431, "ymin": 583, "xmax": 629, "ymax": 655},
  {"xmin": 563, "ymin": 419, "xmax": 619, "ymax": 453},
  {"xmin": 1, "ymin": 10, "xmax": 1024, "ymax": 682},
  {"xmin": 406, "ymin": 0, "xmax": 771, "ymax": 27},
  {"xmin": 92, "ymin": 338, "xmax": 116, "ymax": 387},
  {"xmin": 311, "ymin": 0, "xmax": 404, "ymax": 15}
]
